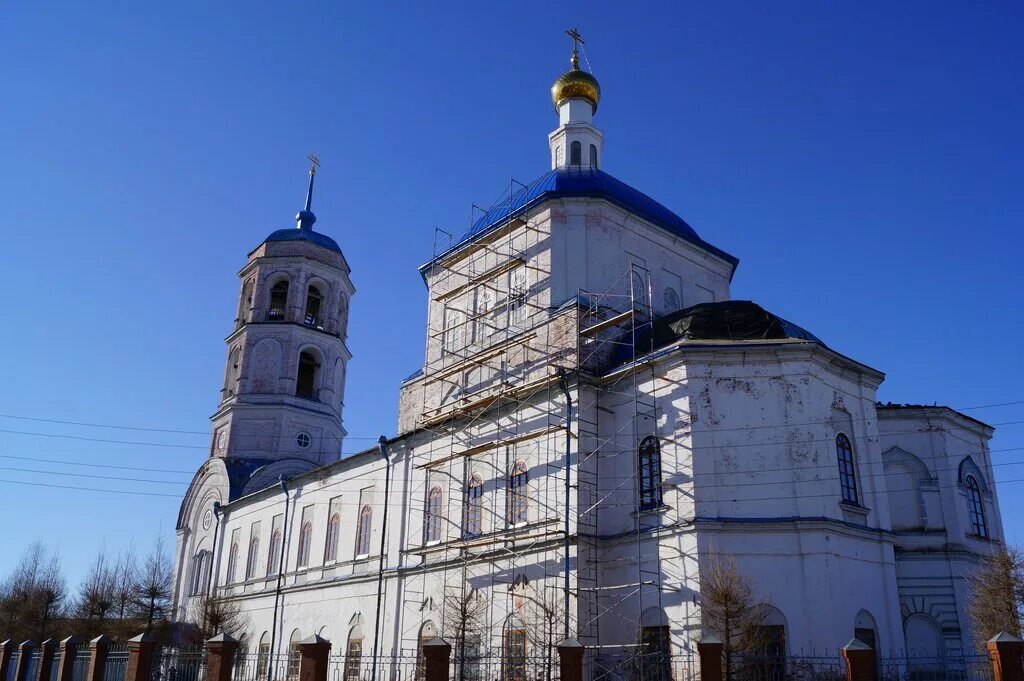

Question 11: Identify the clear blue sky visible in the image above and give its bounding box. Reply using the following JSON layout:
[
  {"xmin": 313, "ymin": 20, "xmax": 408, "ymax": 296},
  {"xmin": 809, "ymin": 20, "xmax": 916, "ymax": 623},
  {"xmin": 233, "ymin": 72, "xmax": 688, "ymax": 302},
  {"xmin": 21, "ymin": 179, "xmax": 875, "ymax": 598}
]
[{"xmin": 1, "ymin": 2, "xmax": 1021, "ymax": 586}]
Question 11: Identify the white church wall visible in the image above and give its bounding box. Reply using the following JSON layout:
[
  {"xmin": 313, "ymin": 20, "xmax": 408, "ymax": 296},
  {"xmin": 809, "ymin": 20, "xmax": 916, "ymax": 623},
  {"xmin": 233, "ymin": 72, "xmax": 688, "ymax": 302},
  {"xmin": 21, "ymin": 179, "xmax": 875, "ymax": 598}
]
[{"xmin": 547, "ymin": 199, "xmax": 733, "ymax": 313}]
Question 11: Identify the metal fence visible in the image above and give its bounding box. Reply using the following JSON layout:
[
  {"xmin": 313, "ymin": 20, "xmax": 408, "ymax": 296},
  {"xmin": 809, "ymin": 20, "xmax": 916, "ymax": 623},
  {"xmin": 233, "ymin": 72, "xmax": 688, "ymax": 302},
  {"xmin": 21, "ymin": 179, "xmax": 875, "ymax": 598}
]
[
  {"xmin": 49, "ymin": 650, "xmax": 62, "ymax": 681},
  {"xmin": 4, "ymin": 653, "xmax": 17, "ymax": 681},
  {"xmin": 232, "ymin": 652, "xmax": 294, "ymax": 681},
  {"xmin": 586, "ymin": 650, "xmax": 697, "ymax": 681},
  {"xmin": 70, "ymin": 646, "xmax": 93, "ymax": 681},
  {"xmin": 103, "ymin": 645, "xmax": 129, "ymax": 681},
  {"xmin": 153, "ymin": 646, "xmax": 207, "ymax": 681},
  {"xmin": 22, "ymin": 650, "xmax": 41, "ymax": 681},
  {"xmin": 878, "ymin": 655, "xmax": 993, "ymax": 681},
  {"xmin": 327, "ymin": 655, "xmax": 422, "ymax": 681}
]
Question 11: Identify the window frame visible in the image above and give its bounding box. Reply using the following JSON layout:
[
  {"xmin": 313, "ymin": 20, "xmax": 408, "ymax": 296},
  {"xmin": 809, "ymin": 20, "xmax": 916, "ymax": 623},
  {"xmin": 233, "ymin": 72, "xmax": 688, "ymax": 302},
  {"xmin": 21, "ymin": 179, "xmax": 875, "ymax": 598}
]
[
  {"xmin": 464, "ymin": 474, "xmax": 484, "ymax": 538},
  {"xmin": 245, "ymin": 536, "xmax": 260, "ymax": 581},
  {"xmin": 425, "ymin": 486, "xmax": 444, "ymax": 544},
  {"xmin": 504, "ymin": 629, "xmax": 528, "ymax": 681},
  {"xmin": 267, "ymin": 280, "xmax": 289, "ymax": 321},
  {"xmin": 297, "ymin": 521, "xmax": 313, "ymax": 568},
  {"xmin": 965, "ymin": 475, "xmax": 988, "ymax": 538},
  {"xmin": 225, "ymin": 542, "xmax": 239, "ymax": 584},
  {"xmin": 266, "ymin": 529, "xmax": 283, "ymax": 577},
  {"xmin": 836, "ymin": 433, "xmax": 860, "ymax": 505},
  {"xmin": 508, "ymin": 460, "xmax": 529, "ymax": 527},
  {"xmin": 324, "ymin": 512, "xmax": 341, "ymax": 563},
  {"xmin": 638, "ymin": 436, "xmax": 664, "ymax": 512},
  {"xmin": 355, "ymin": 505, "xmax": 373, "ymax": 557}
]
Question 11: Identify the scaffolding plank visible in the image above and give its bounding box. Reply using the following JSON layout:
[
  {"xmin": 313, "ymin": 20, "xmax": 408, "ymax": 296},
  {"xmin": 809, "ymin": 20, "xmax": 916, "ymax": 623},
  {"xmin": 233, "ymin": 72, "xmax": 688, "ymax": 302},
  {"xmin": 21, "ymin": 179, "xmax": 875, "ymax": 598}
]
[
  {"xmin": 416, "ymin": 424, "xmax": 569, "ymax": 469},
  {"xmin": 434, "ymin": 257, "xmax": 525, "ymax": 303},
  {"xmin": 579, "ymin": 309, "xmax": 635, "ymax": 337}
]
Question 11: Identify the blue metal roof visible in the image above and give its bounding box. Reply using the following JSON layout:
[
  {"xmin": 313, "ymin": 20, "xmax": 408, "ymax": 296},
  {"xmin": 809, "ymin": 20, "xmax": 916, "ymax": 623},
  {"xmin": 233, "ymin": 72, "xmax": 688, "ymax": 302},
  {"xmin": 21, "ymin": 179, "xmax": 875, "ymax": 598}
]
[
  {"xmin": 421, "ymin": 167, "xmax": 738, "ymax": 274},
  {"xmin": 263, "ymin": 227, "xmax": 342, "ymax": 253}
]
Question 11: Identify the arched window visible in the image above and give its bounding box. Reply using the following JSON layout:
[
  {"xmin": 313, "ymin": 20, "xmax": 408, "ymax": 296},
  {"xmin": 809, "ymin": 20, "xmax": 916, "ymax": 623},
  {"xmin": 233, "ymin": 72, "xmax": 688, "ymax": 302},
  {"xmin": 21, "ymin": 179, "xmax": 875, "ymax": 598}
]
[
  {"xmin": 425, "ymin": 486, "xmax": 443, "ymax": 544},
  {"xmin": 640, "ymin": 608, "xmax": 672, "ymax": 681},
  {"xmin": 630, "ymin": 270, "xmax": 647, "ymax": 308},
  {"xmin": 225, "ymin": 346, "xmax": 241, "ymax": 397},
  {"xmin": 444, "ymin": 308, "xmax": 465, "ymax": 354},
  {"xmin": 189, "ymin": 550, "xmax": 211, "ymax": 596},
  {"xmin": 304, "ymin": 285, "xmax": 324, "ymax": 327},
  {"xmin": 836, "ymin": 434, "xmax": 859, "ymax": 505},
  {"xmin": 504, "ymin": 624, "xmax": 528, "ymax": 681},
  {"xmin": 287, "ymin": 629, "xmax": 302, "ymax": 681},
  {"xmin": 590, "ymin": 144, "xmax": 598, "ymax": 168},
  {"xmin": 256, "ymin": 633, "xmax": 271, "ymax": 680},
  {"xmin": 508, "ymin": 267, "xmax": 527, "ymax": 327},
  {"xmin": 663, "ymin": 287, "xmax": 681, "ymax": 313},
  {"xmin": 238, "ymin": 279, "xmax": 254, "ymax": 327},
  {"xmin": 343, "ymin": 628, "xmax": 363, "ymax": 681},
  {"xmin": 356, "ymin": 505, "xmax": 372, "ymax": 557},
  {"xmin": 245, "ymin": 536, "xmax": 259, "ymax": 580},
  {"xmin": 266, "ymin": 529, "xmax": 282, "ymax": 577},
  {"xmin": 639, "ymin": 436, "xmax": 663, "ymax": 511},
  {"xmin": 297, "ymin": 521, "xmax": 312, "ymax": 568},
  {"xmin": 570, "ymin": 141, "xmax": 582, "ymax": 166},
  {"xmin": 225, "ymin": 542, "xmax": 239, "ymax": 584},
  {"xmin": 268, "ymin": 280, "xmax": 289, "ymax": 321},
  {"xmin": 338, "ymin": 293, "xmax": 349, "ymax": 332},
  {"xmin": 508, "ymin": 461, "xmax": 528, "ymax": 526},
  {"xmin": 324, "ymin": 513, "xmax": 340, "ymax": 562},
  {"xmin": 477, "ymin": 289, "xmax": 495, "ymax": 339},
  {"xmin": 966, "ymin": 475, "xmax": 988, "ymax": 538},
  {"xmin": 465, "ymin": 475, "xmax": 484, "ymax": 538},
  {"xmin": 296, "ymin": 350, "xmax": 320, "ymax": 399}
]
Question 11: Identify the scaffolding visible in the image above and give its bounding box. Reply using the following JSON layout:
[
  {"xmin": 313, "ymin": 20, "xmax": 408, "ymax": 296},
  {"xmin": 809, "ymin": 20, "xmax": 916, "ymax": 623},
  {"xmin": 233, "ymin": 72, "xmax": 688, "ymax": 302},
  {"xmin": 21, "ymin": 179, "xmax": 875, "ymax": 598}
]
[{"xmin": 395, "ymin": 175, "xmax": 681, "ymax": 681}]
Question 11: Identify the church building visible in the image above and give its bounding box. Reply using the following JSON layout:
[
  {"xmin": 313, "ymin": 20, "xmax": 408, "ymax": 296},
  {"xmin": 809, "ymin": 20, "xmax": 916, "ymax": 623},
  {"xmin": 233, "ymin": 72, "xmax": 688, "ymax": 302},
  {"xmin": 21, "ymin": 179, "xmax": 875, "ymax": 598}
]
[{"xmin": 173, "ymin": 38, "xmax": 1005, "ymax": 678}]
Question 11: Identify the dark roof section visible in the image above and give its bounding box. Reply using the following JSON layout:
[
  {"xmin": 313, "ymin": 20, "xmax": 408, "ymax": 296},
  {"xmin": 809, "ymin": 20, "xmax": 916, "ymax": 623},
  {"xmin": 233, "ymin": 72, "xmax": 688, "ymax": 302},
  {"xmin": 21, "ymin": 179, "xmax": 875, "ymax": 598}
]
[
  {"xmin": 875, "ymin": 403, "xmax": 993, "ymax": 430},
  {"xmin": 221, "ymin": 457, "xmax": 279, "ymax": 501},
  {"xmin": 610, "ymin": 300, "xmax": 823, "ymax": 367},
  {"xmin": 419, "ymin": 166, "xmax": 738, "ymax": 277},
  {"xmin": 262, "ymin": 227, "xmax": 342, "ymax": 254}
]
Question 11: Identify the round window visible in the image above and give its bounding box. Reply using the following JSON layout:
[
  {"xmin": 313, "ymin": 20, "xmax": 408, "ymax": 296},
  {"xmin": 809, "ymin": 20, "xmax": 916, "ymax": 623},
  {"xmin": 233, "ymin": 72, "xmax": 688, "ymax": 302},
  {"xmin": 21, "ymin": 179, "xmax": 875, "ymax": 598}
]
[
  {"xmin": 202, "ymin": 508, "xmax": 213, "ymax": 531},
  {"xmin": 296, "ymin": 432, "xmax": 311, "ymax": 449},
  {"xmin": 217, "ymin": 431, "xmax": 228, "ymax": 451}
]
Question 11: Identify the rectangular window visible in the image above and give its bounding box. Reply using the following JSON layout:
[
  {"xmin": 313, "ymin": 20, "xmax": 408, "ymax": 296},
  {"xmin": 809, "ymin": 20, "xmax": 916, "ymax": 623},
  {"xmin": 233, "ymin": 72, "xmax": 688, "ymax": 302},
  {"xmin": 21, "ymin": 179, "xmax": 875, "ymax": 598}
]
[
  {"xmin": 508, "ymin": 267, "xmax": 527, "ymax": 328},
  {"xmin": 343, "ymin": 639, "xmax": 362, "ymax": 680}
]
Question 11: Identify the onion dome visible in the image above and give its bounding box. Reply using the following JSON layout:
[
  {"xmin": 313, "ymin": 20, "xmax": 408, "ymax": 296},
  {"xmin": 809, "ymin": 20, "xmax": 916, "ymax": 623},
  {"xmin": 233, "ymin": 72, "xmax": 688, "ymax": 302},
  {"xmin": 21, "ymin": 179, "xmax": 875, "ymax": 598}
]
[{"xmin": 551, "ymin": 55, "xmax": 601, "ymax": 113}]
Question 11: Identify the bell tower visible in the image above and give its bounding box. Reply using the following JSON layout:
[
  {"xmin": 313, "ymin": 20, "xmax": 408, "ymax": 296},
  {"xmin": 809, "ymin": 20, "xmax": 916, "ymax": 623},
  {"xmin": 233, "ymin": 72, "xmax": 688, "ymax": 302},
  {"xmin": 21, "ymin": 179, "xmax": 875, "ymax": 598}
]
[
  {"xmin": 548, "ymin": 28, "xmax": 603, "ymax": 170},
  {"xmin": 210, "ymin": 156, "xmax": 354, "ymax": 466}
]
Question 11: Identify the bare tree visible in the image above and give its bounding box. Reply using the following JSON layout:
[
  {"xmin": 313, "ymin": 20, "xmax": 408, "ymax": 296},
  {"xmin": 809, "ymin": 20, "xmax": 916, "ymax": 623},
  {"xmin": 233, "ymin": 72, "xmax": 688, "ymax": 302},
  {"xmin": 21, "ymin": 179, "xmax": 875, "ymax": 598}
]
[
  {"xmin": 698, "ymin": 553, "xmax": 772, "ymax": 681},
  {"xmin": 77, "ymin": 549, "xmax": 116, "ymax": 622},
  {"xmin": 113, "ymin": 543, "xmax": 138, "ymax": 621},
  {"xmin": 441, "ymin": 583, "xmax": 489, "ymax": 681},
  {"xmin": 36, "ymin": 551, "xmax": 67, "ymax": 641},
  {"xmin": 132, "ymin": 536, "xmax": 173, "ymax": 631},
  {"xmin": 188, "ymin": 595, "xmax": 248, "ymax": 645},
  {"xmin": 521, "ymin": 585, "xmax": 565, "ymax": 681},
  {"xmin": 0, "ymin": 542, "xmax": 50, "ymax": 641},
  {"xmin": 967, "ymin": 546, "xmax": 1024, "ymax": 648}
]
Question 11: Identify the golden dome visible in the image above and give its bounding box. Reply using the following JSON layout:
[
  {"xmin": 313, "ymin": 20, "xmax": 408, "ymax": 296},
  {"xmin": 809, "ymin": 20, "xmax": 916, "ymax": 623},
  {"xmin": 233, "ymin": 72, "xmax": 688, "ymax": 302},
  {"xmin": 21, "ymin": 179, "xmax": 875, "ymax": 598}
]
[{"xmin": 551, "ymin": 59, "xmax": 601, "ymax": 113}]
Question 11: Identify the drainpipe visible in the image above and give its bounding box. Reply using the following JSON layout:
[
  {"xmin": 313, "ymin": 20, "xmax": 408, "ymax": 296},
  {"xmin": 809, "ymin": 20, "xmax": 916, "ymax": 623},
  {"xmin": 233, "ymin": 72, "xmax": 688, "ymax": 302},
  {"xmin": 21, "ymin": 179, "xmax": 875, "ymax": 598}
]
[
  {"xmin": 268, "ymin": 476, "xmax": 290, "ymax": 681},
  {"xmin": 371, "ymin": 436, "xmax": 392, "ymax": 681},
  {"xmin": 207, "ymin": 501, "xmax": 223, "ymax": 599},
  {"xmin": 556, "ymin": 367, "xmax": 573, "ymax": 640}
]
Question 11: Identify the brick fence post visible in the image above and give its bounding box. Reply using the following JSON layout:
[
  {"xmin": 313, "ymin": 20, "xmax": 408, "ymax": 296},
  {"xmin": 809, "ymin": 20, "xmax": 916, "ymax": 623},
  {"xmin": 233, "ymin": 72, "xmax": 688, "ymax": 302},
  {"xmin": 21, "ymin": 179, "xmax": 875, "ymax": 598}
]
[
  {"xmin": 988, "ymin": 632, "xmax": 1024, "ymax": 681},
  {"xmin": 0, "ymin": 640, "xmax": 14, "ymax": 681},
  {"xmin": 35, "ymin": 639, "xmax": 56, "ymax": 681},
  {"xmin": 55, "ymin": 637, "xmax": 80, "ymax": 681},
  {"xmin": 86, "ymin": 635, "xmax": 111, "ymax": 681},
  {"xmin": 698, "ymin": 635, "xmax": 723, "ymax": 681},
  {"xmin": 422, "ymin": 637, "xmax": 451, "ymax": 681},
  {"xmin": 841, "ymin": 639, "xmax": 876, "ymax": 681},
  {"xmin": 14, "ymin": 641, "xmax": 36, "ymax": 681},
  {"xmin": 557, "ymin": 638, "xmax": 584, "ymax": 681},
  {"xmin": 125, "ymin": 633, "xmax": 157, "ymax": 681},
  {"xmin": 206, "ymin": 633, "xmax": 240, "ymax": 681},
  {"xmin": 298, "ymin": 634, "xmax": 331, "ymax": 681}
]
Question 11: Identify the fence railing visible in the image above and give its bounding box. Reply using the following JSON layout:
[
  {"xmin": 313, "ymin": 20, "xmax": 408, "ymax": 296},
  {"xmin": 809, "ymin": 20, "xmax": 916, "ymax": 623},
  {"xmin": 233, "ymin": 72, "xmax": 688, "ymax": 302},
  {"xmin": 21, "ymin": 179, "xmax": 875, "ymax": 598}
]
[{"xmin": 0, "ymin": 632, "xmax": 1021, "ymax": 681}]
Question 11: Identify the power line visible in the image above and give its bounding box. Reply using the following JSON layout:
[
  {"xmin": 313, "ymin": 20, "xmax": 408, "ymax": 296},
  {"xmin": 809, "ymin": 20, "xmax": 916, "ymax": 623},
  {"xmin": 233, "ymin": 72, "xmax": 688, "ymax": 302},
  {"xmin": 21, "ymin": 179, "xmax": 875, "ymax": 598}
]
[
  {"xmin": 0, "ymin": 396, "xmax": 1019, "ymax": 442},
  {"xmin": 2, "ymin": 465, "xmax": 189, "ymax": 486},
  {"xmin": 0, "ymin": 453, "xmax": 194, "ymax": 474},
  {"xmin": 0, "ymin": 478, "xmax": 180, "ymax": 498}
]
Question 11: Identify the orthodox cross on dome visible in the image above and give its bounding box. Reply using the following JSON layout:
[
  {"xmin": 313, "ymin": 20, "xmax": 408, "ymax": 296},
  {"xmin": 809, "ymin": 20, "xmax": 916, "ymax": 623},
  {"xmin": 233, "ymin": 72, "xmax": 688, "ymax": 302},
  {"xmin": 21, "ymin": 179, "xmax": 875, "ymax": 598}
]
[
  {"xmin": 296, "ymin": 153, "xmax": 320, "ymax": 231},
  {"xmin": 566, "ymin": 27, "xmax": 584, "ymax": 70}
]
